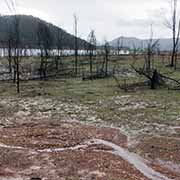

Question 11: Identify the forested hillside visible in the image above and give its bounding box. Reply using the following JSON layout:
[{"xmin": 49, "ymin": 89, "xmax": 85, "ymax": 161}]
[{"xmin": 0, "ymin": 15, "xmax": 87, "ymax": 48}]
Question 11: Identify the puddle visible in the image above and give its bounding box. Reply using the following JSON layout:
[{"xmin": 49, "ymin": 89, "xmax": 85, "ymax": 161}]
[
  {"xmin": 0, "ymin": 139, "xmax": 173, "ymax": 180},
  {"xmin": 93, "ymin": 139, "xmax": 172, "ymax": 180}
]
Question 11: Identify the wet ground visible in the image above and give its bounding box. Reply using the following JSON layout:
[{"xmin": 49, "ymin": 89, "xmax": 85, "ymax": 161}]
[
  {"xmin": 0, "ymin": 79, "xmax": 180, "ymax": 180},
  {"xmin": 0, "ymin": 122, "xmax": 179, "ymax": 180}
]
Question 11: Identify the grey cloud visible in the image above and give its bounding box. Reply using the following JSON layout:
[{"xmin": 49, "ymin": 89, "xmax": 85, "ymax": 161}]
[{"xmin": 1, "ymin": 0, "xmax": 171, "ymax": 41}]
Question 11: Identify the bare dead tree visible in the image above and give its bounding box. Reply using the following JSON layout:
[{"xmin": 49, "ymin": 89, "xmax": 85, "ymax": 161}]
[
  {"xmin": 37, "ymin": 22, "xmax": 44, "ymax": 80},
  {"xmin": 37, "ymin": 22, "xmax": 53, "ymax": 80},
  {"xmin": 117, "ymin": 37, "xmax": 123, "ymax": 56},
  {"xmin": 87, "ymin": 30, "xmax": 96, "ymax": 76},
  {"xmin": 131, "ymin": 42, "xmax": 139, "ymax": 65},
  {"xmin": 5, "ymin": 0, "xmax": 21, "ymax": 93},
  {"xmin": 7, "ymin": 20, "xmax": 13, "ymax": 74},
  {"xmin": 13, "ymin": 15, "xmax": 21, "ymax": 93},
  {"xmin": 131, "ymin": 26, "xmax": 161, "ymax": 89},
  {"xmin": 104, "ymin": 41, "xmax": 110, "ymax": 76},
  {"xmin": 117, "ymin": 38, "xmax": 120, "ymax": 56},
  {"xmin": 74, "ymin": 14, "xmax": 78, "ymax": 75},
  {"xmin": 56, "ymin": 27, "xmax": 63, "ymax": 71},
  {"xmin": 144, "ymin": 26, "xmax": 159, "ymax": 72},
  {"xmin": 164, "ymin": 0, "xmax": 180, "ymax": 67}
]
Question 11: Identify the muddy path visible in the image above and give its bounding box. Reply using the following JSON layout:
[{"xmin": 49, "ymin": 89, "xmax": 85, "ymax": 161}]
[{"xmin": 0, "ymin": 122, "xmax": 179, "ymax": 180}]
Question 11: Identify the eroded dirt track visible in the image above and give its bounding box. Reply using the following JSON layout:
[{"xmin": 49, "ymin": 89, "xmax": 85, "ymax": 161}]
[{"xmin": 0, "ymin": 122, "xmax": 179, "ymax": 180}]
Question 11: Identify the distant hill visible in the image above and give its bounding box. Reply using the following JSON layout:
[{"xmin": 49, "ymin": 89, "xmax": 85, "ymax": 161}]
[
  {"xmin": 109, "ymin": 36, "xmax": 173, "ymax": 51},
  {"xmin": 0, "ymin": 15, "xmax": 88, "ymax": 49}
]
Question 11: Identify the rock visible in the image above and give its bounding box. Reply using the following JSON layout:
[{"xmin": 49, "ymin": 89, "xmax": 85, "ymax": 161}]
[{"xmin": 31, "ymin": 178, "xmax": 41, "ymax": 180}]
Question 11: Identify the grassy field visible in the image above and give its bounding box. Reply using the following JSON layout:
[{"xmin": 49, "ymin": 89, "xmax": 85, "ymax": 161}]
[
  {"xmin": 0, "ymin": 55, "xmax": 180, "ymax": 179},
  {"xmin": 0, "ymin": 54, "xmax": 180, "ymax": 138}
]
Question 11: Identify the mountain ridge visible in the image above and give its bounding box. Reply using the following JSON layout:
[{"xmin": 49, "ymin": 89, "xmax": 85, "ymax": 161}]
[
  {"xmin": 0, "ymin": 14, "xmax": 88, "ymax": 49},
  {"xmin": 109, "ymin": 36, "xmax": 173, "ymax": 51}
]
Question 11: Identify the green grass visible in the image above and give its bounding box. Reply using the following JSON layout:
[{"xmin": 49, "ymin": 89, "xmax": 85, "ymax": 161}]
[{"xmin": 0, "ymin": 55, "xmax": 180, "ymax": 138}]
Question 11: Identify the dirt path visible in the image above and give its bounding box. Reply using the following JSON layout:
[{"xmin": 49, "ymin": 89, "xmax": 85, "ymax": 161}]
[
  {"xmin": 0, "ymin": 139, "xmax": 173, "ymax": 180},
  {"xmin": 0, "ymin": 123, "xmax": 179, "ymax": 180}
]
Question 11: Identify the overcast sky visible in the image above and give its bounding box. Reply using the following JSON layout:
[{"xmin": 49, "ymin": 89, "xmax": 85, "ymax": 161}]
[{"xmin": 1, "ymin": 0, "xmax": 174, "ymax": 42}]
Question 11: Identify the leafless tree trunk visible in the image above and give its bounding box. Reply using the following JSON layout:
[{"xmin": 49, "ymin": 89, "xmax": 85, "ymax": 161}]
[
  {"xmin": 117, "ymin": 37, "xmax": 123, "ymax": 55},
  {"xmin": 39, "ymin": 47, "xmax": 44, "ymax": 80},
  {"xmin": 131, "ymin": 42, "xmax": 139, "ymax": 65},
  {"xmin": 74, "ymin": 14, "xmax": 78, "ymax": 75},
  {"xmin": 37, "ymin": 22, "xmax": 52, "ymax": 80},
  {"xmin": 165, "ymin": 0, "xmax": 180, "ymax": 67},
  {"xmin": 8, "ymin": 36, "xmax": 12, "ymax": 74},
  {"xmin": 87, "ymin": 30, "xmax": 96, "ymax": 76},
  {"xmin": 4, "ymin": 0, "xmax": 21, "ymax": 93},
  {"xmin": 131, "ymin": 26, "xmax": 160, "ymax": 89},
  {"xmin": 6, "ymin": 16, "xmax": 14, "ymax": 76},
  {"xmin": 13, "ymin": 15, "xmax": 21, "ymax": 93},
  {"xmin": 144, "ymin": 26, "xmax": 159, "ymax": 72},
  {"xmin": 6, "ymin": 17, "xmax": 14, "ymax": 75},
  {"xmin": 104, "ymin": 41, "xmax": 110, "ymax": 75},
  {"xmin": 56, "ymin": 27, "xmax": 64, "ymax": 72}
]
